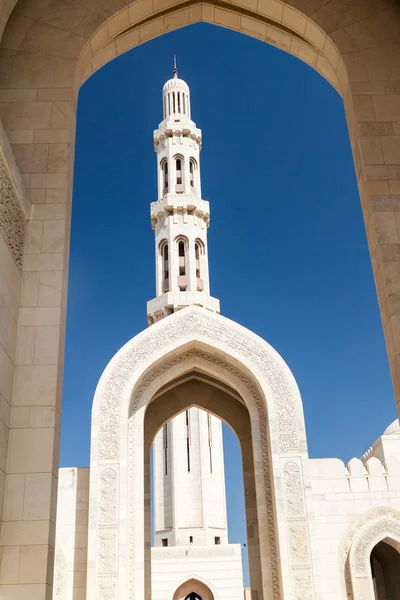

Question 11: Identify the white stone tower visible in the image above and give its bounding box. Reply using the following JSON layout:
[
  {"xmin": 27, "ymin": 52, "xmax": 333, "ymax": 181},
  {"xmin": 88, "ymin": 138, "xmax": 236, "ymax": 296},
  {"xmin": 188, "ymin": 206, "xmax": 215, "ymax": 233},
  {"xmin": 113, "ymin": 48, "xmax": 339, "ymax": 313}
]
[
  {"xmin": 147, "ymin": 59, "xmax": 220, "ymax": 324},
  {"xmin": 149, "ymin": 65, "xmax": 245, "ymax": 600},
  {"xmin": 151, "ymin": 63, "xmax": 229, "ymax": 549},
  {"xmin": 153, "ymin": 408, "xmax": 228, "ymax": 548}
]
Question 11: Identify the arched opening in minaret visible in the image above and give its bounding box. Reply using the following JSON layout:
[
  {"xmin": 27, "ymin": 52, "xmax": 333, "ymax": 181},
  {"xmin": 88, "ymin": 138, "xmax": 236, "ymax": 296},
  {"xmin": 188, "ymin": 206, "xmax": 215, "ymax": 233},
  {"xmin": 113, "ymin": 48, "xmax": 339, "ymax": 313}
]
[
  {"xmin": 145, "ymin": 373, "xmax": 256, "ymax": 600},
  {"xmin": 370, "ymin": 540, "xmax": 400, "ymax": 599}
]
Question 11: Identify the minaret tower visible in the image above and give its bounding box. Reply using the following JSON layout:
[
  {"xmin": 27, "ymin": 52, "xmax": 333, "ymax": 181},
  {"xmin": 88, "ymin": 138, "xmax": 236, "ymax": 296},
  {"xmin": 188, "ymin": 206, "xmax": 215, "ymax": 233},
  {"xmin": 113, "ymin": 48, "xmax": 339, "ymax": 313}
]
[
  {"xmin": 151, "ymin": 65, "xmax": 229, "ymax": 550},
  {"xmin": 147, "ymin": 60, "xmax": 220, "ymax": 324}
]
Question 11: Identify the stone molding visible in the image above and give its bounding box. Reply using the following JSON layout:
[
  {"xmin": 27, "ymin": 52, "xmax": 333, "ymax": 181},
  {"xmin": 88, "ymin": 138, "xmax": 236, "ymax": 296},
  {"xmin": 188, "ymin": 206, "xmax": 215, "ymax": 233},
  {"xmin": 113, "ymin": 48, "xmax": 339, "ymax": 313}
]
[{"xmin": 0, "ymin": 152, "xmax": 26, "ymax": 272}]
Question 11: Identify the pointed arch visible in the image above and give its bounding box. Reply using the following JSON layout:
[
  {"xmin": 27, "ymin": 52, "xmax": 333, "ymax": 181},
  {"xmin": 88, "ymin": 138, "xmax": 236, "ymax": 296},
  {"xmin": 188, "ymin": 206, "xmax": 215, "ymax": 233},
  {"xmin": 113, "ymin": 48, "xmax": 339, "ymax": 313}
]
[
  {"xmin": 88, "ymin": 306, "xmax": 310, "ymax": 600},
  {"xmin": 345, "ymin": 509, "xmax": 400, "ymax": 600},
  {"xmin": 173, "ymin": 577, "xmax": 215, "ymax": 600}
]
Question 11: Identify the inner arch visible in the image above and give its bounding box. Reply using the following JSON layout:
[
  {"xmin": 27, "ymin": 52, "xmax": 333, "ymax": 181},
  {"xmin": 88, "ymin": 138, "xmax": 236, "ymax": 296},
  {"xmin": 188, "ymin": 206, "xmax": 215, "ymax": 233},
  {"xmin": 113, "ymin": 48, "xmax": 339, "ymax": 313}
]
[{"xmin": 143, "ymin": 377, "xmax": 264, "ymax": 600}]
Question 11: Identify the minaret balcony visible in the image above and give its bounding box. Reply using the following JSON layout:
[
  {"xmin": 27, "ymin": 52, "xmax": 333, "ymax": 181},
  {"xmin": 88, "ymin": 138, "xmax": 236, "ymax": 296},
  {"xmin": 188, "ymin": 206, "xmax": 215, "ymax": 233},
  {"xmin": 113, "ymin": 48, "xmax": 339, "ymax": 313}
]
[
  {"xmin": 151, "ymin": 195, "xmax": 210, "ymax": 223},
  {"xmin": 147, "ymin": 292, "xmax": 220, "ymax": 323}
]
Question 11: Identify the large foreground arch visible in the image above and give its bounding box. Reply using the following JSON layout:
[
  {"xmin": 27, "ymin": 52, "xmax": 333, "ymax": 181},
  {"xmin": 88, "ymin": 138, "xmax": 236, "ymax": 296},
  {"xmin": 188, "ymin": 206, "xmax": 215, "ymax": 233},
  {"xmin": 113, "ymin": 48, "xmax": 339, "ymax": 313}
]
[
  {"xmin": 0, "ymin": 0, "xmax": 399, "ymax": 597},
  {"xmin": 88, "ymin": 306, "xmax": 313, "ymax": 600}
]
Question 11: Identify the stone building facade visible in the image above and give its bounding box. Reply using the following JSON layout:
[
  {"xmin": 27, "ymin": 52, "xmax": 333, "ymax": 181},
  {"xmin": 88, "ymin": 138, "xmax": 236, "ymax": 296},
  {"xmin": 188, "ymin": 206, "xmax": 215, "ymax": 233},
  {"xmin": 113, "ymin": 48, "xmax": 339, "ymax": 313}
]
[
  {"xmin": 0, "ymin": 0, "xmax": 399, "ymax": 598},
  {"xmin": 52, "ymin": 71, "xmax": 400, "ymax": 600}
]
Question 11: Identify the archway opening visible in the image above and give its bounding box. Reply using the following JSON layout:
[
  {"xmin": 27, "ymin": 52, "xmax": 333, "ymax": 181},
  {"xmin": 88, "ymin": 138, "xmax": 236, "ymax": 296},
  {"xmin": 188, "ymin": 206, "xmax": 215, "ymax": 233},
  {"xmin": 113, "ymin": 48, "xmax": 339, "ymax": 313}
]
[
  {"xmin": 172, "ymin": 577, "xmax": 215, "ymax": 600},
  {"xmin": 143, "ymin": 372, "xmax": 267, "ymax": 600},
  {"xmin": 370, "ymin": 540, "xmax": 400, "ymax": 600}
]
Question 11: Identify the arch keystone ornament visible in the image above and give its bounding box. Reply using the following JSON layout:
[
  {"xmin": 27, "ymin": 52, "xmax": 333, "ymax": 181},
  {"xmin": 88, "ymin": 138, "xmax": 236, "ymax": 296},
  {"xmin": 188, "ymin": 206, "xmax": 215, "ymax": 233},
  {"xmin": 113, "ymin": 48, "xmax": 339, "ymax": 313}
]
[{"xmin": 347, "ymin": 509, "xmax": 400, "ymax": 600}]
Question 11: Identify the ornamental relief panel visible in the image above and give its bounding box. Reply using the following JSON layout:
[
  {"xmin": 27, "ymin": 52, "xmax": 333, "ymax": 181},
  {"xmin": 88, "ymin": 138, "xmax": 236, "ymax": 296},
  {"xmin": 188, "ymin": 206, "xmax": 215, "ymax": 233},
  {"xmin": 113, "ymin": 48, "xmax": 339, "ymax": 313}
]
[
  {"xmin": 289, "ymin": 523, "xmax": 309, "ymax": 565},
  {"xmin": 283, "ymin": 460, "xmax": 314, "ymax": 600},
  {"xmin": 98, "ymin": 527, "xmax": 117, "ymax": 574},
  {"xmin": 283, "ymin": 461, "xmax": 304, "ymax": 518},
  {"xmin": 99, "ymin": 309, "xmax": 300, "ymax": 460},
  {"xmin": 99, "ymin": 467, "xmax": 117, "ymax": 525},
  {"xmin": 294, "ymin": 572, "xmax": 313, "ymax": 600},
  {"xmin": 98, "ymin": 580, "xmax": 116, "ymax": 600},
  {"xmin": 0, "ymin": 156, "xmax": 26, "ymax": 272}
]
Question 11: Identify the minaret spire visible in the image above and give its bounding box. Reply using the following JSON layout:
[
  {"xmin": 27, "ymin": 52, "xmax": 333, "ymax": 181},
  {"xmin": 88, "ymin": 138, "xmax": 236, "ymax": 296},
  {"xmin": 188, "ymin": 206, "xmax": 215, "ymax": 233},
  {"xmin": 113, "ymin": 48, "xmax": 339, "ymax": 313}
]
[{"xmin": 147, "ymin": 71, "xmax": 220, "ymax": 325}]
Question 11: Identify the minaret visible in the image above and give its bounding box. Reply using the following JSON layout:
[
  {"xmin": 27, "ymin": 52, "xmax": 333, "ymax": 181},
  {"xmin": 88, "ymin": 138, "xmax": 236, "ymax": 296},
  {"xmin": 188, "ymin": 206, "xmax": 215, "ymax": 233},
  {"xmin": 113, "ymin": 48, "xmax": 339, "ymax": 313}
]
[
  {"xmin": 151, "ymin": 65, "xmax": 228, "ymax": 549},
  {"xmin": 153, "ymin": 408, "xmax": 229, "ymax": 548},
  {"xmin": 147, "ymin": 60, "xmax": 220, "ymax": 324}
]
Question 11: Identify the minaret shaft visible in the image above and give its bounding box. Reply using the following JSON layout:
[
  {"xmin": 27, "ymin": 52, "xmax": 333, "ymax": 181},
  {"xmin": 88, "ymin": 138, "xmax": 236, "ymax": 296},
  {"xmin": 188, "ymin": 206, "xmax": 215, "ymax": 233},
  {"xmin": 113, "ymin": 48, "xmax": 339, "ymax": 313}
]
[
  {"xmin": 153, "ymin": 408, "xmax": 228, "ymax": 547},
  {"xmin": 147, "ymin": 70, "xmax": 219, "ymax": 325}
]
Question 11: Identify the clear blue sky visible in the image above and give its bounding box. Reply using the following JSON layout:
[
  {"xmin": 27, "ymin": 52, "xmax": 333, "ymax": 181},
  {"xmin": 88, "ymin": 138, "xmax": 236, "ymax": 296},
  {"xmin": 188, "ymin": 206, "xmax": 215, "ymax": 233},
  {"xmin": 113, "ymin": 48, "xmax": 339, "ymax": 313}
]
[{"xmin": 62, "ymin": 23, "xmax": 396, "ymax": 586}]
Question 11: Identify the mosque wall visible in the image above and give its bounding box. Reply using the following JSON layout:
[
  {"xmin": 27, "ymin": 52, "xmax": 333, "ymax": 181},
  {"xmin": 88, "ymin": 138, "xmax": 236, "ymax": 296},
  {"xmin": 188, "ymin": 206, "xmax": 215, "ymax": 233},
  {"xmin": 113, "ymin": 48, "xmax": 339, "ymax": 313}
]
[
  {"xmin": 53, "ymin": 468, "xmax": 89, "ymax": 600},
  {"xmin": 151, "ymin": 545, "xmax": 244, "ymax": 600},
  {"xmin": 54, "ymin": 426, "xmax": 400, "ymax": 600},
  {"xmin": 0, "ymin": 120, "xmax": 30, "ymax": 564},
  {"xmin": 309, "ymin": 449, "xmax": 400, "ymax": 598}
]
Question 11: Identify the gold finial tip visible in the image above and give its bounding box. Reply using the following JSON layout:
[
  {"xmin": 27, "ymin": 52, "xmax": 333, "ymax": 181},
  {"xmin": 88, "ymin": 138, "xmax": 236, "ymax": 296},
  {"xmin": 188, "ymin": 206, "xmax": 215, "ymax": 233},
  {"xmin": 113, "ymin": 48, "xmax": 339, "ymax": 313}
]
[{"xmin": 173, "ymin": 55, "xmax": 178, "ymax": 77}]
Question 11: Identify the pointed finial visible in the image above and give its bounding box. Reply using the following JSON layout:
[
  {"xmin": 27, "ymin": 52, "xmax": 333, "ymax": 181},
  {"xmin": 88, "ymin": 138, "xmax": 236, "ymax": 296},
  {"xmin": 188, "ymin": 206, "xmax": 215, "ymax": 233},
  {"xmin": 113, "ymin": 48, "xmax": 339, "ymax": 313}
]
[{"xmin": 173, "ymin": 55, "xmax": 178, "ymax": 78}]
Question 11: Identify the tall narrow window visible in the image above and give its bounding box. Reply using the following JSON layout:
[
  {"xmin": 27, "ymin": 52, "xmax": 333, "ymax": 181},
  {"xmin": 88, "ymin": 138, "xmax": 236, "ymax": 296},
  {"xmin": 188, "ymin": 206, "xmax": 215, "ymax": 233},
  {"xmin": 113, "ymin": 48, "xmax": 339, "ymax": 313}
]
[
  {"xmin": 168, "ymin": 93, "xmax": 171, "ymax": 116},
  {"xmin": 207, "ymin": 412, "xmax": 213, "ymax": 473},
  {"xmin": 163, "ymin": 161, "xmax": 168, "ymax": 193},
  {"xmin": 186, "ymin": 410, "xmax": 190, "ymax": 472},
  {"xmin": 189, "ymin": 159, "xmax": 195, "ymax": 188},
  {"xmin": 176, "ymin": 158, "xmax": 182, "ymax": 186},
  {"xmin": 162, "ymin": 243, "xmax": 169, "ymax": 292},
  {"xmin": 183, "ymin": 93, "xmax": 186, "ymax": 115},
  {"xmin": 195, "ymin": 242, "xmax": 200, "ymax": 279},
  {"xmin": 178, "ymin": 241, "xmax": 186, "ymax": 276},
  {"xmin": 173, "ymin": 92, "xmax": 176, "ymax": 113},
  {"xmin": 177, "ymin": 92, "xmax": 181, "ymax": 113},
  {"xmin": 163, "ymin": 423, "xmax": 168, "ymax": 475}
]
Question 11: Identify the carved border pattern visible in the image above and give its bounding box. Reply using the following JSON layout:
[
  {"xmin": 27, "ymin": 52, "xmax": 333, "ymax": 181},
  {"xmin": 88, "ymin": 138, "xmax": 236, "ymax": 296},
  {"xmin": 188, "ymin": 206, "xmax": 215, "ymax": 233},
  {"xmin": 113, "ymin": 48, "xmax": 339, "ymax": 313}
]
[
  {"xmin": 0, "ymin": 157, "xmax": 25, "ymax": 272},
  {"xmin": 99, "ymin": 310, "xmax": 299, "ymax": 460},
  {"xmin": 284, "ymin": 462, "xmax": 304, "ymax": 518},
  {"xmin": 283, "ymin": 461, "xmax": 314, "ymax": 600},
  {"xmin": 354, "ymin": 519, "xmax": 400, "ymax": 573},
  {"xmin": 128, "ymin": 348, "xmax": 281, "ymax": 600},
  {"xmin": 97, "ymin": 467, "xmax": 118, "ymax": 599},
  {"xmin": 99, "ymin": 467, "xmax": 117, "ymax": 525}
]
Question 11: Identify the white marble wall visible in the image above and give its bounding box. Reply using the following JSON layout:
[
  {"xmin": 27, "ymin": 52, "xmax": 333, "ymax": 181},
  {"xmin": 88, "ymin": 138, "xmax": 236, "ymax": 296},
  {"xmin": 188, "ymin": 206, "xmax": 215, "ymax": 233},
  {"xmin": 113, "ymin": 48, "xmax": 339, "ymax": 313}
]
[
  {"xmin": 309, "ymin": 423, "xmax": 400, "ymax": 599},
  {"xmin": 151, "ymin": 544, "xmax": 244, "ymax": 600}
]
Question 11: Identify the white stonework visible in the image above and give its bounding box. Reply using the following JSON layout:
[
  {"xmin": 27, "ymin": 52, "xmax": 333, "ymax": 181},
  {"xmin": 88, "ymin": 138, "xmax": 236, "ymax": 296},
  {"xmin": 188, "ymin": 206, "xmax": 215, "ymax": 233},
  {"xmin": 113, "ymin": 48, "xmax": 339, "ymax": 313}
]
[
  {"xmin": 147, "ymin": 63, "xmax": 219, "ymax": 324},
  {"xmin": 53, "ymin": 69, "xmax": 400, "ymax": 600}
]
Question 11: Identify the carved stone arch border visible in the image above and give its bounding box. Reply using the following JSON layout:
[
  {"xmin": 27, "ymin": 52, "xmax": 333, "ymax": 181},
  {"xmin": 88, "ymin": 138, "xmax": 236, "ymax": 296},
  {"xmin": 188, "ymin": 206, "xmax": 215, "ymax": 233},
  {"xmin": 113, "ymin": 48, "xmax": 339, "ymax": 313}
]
[
  {"xmin": 344, "ymin": 508, "xmax": 400, "ymax": 600},
  {"xmin": 129, "ymin": 346, "xmax": 279, "ymax": 600},
  {"xmin": 89, "ymin": 306, "xmax": 311, "ymax": 600}
]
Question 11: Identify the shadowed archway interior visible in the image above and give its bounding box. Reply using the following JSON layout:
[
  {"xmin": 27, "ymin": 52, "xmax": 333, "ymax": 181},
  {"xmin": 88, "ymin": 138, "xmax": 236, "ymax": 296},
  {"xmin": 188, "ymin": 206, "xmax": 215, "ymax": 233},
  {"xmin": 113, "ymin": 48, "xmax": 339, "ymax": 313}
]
[
  {"xmin": 370, "ymin": 540, "xmax": 400, "ymax": 600},
  {"xmin": 144, "ymin": 374, "xmax": 265, "ymax": 600}
]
